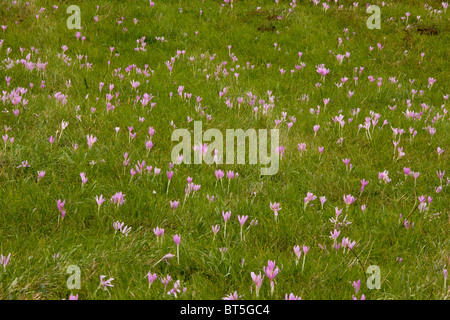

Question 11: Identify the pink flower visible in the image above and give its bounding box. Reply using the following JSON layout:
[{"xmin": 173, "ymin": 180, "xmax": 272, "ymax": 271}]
[
  {"xmin": 215, "ymin": 169, "xmax": 224, "ymax": 180},
  {"xmin": 80, "ymin": 172, "xmax": 88, "ymax": 186},
  {"xmin": 0, "ymin": 253, "xmax": 11, "ymax": 268},
  {"xmin": 170, "ymin": 200, "xmax": 179, "ymax": 210},
  {"xmin": 173, "ymin": 234, "xmax": 181, "ymax": 246},
  {"xmin": 37, "ymin": 171, "xmax": 46, "ymax": 181},
  {"xmin": 304, "ymin": 192, "xmax": 316, "ymax": 208},
  {"xmin": 147, "ymin": 272, "xmax": 158, "ymax": 288},
  {"xmin": 95, "ymin": 195, "xmax": 105, "ymax": 209},
  {"xmin": 270, "ymin": 202, "xmax": 281, "ymax": 217},
  {"xmin": 251, "ymin": 272, "xmax": 264, "ymax": 297},
  {"xmin": 222, "ymin": 211, "xmax": 231, "ymax": 222},
  {"xmin": 110, "ymin": 191, "xmax": 125, "ymax": 206},
  {"xmin": 360, "ymin": 179, "xmax": 369, "ymax": 193},
  {"xmin": 99, "ymin": 275, "xmax": 114, "ymax": 290},
  {"xmin": 212, "ymin": 225, "xmax": 220, "ymax": 235},
  {"xmin": 86, "ymin": 134, "xmax": 97, "ymax": 149},
  {"xmin": 352, "ymin": 279, "xmax": 361, "ymax": 294},
  {"xmin": 343, "ymin": 194, "xmax": 356, "ymax": 207},
  {"xmin": 330, "ymin": 229, "xmax": 340, "ymax": 240},
  {"xmin": 223, "ymin": 291, "xmax": 241, "ymax": 300},
  {"xmin": 238, "ymin": 215, "xmax": 248, "ymax": 226},
  {"xmin": 294, "ymin": 245, "xmax": 301, "ymax": 260},
  {"xmin": 285, "ymin": 293, "xmax": 301, "ymax": 300}
]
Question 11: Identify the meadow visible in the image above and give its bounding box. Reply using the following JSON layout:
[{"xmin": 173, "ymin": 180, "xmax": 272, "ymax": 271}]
[{"xmin": 0, "ymin": 0, "xmax": 448, "ymax": 300}]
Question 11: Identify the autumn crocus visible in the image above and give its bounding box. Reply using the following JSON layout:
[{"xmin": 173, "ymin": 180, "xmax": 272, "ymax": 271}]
[
  {"xmin": 297, "ymin": 143, "xmax": 307, "ymax": 156},
  {"xmin": 57, "ymin": 199, "xmax": 66, "ymax": 221},
  {"xmin": 95, "ymin": 194, "xmax": 105, "ymax": 213},
  {"xmin": 352, "ymin": 279, "xmax": 361, "ymax": 294},
  {"xmin": 263, "ymin": 260, "xmax": 279, "ymax": 297},
  {"xmin": 145, "ymin": 140, "xmax": 153, "ymax": 156},
  {"xmin": 313, "ymin": 124, "xmax": 320, "ymax": 136},
  {"xmin": 444, "ymin": 269, "xmax": 448, "ymax": 290},
  {"xmin": 111, "ymin": 191, "xmax": 125, "ymax": 207},
  {"xmin": 153, "ymin": 227, "xmax": 164, "ymax": 244},
  {"xmin": 343, "ymin": 194, "xmax": 356, "ymax": 209},
  {"xmin": 80, "ymin": 172, "xmax": 88, "ymax": 188},
  {"xmin": 320, "ymin": 196, "xmax": 326, "ymax": 209},
  {"xmin": 0, "ymin": 253, "xmax": 11, "ymax": 269},
  {"xmin": 86, "ymin": 134, "xmax": 97, "ymax": 149},
  {"xmin": 223, "ymin": 291, "xmax": 241, "ymax": 300},
  {"xmin": 166, "ymin": 171, "xmax": 174, "ymax": 195},
  {"xmin": 293, "ymin": 245, "xmax": 301, "ymax": 265},
  {"xmin": 360, "ymin": 179, "xmax": 369, "ymax": 194},
  {"xmin": 330, "ymin": 229, "xmax": 340, "ymax": 245},
  {"xmin": 147, "ymin": 272, "xmax": 157, "ymax": 289},
  {"xmin": 238, "ymin": 215, "xmax": 248, "ymax": 241},
  {"xmin": 212, "ymin": 225, "xmax": 220, "ymax": 241},
  {"xmin": 304, "ymin": 192, "xmax": 317, "ymax": 210},
  {"xmin": 173, "ymin": 234, "xmax": 181, "ymax": 264},
  {"xmin": 226, "ymin": 170, "xmax": 236, "ymax": 192},
  {"xmin": 285, "ymin": 293, "xmax": 301, "ymax": 300},
  {"xmin": 342, "ymin": 158, "xmax": 351, "ymax": 170},
  {"xmin": 251, "ymin": 272, "xmax": 264, "ymax": 298},
  {"xmin": 270, "ymin": 202, "xmax": 281, "ymax": 222},
  {"xmin": 37, "ymin": 170, "xmax": 45, "ymax": 182},
  {"xmin": 301, "ymin": 246, "xmax": 309, "ymax": 272},
  {"xmin": 222, "ymin": 211, "xmax": 231, "ymax": 238},
  {"xmin": 215, "ymin": 169, "xmax": 224, "ymax": 182},
  {"xmin": 436, "ymin": 170, "xmax": 445, "ymax": 185},
  {"xmin": 170, "ymin": 200, "xmax": 179, "ymax": 210},
  {"xmin": 99, "ymin": 275, "xmax": 114, "ymax": 290}
]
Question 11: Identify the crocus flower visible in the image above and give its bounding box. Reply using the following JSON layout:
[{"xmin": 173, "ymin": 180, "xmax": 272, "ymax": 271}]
[
  {"xmin": 294, "ymin": 245, "xmax": 301, "ymax": 265},
  {"xmin": 320, "ymin": 196, "xmax": 326, "ymax": 209},
  {"xmin": 222, "ymin": 211, "xmax": 231, "ymax": 238},
  {"xmin": 360, "ymin": 179, "xmax": 369, "ymax": 194},
  {"xmin": 304, "ymin": 192, "xmax": 317, "ymax": 210},
  {"xmin": 170, "ymin": 200, "xmax": 179, "ymax": 210},
  {"xmin": 99, "ymin": 275, "xmax": 114, "ymax": 290},
  {"xmin": 174, "ymin": 234, "xmax": 181, "ymax": 264},
  {"xmin": 111, "ymin": 191, "xmax": 125, "ymax": 206},
  {"xmin": 0, "ymin": 253, "xmax": 11, "ymax": 269},
  {"xmin": 147, "ymin": 272, "xmax": 158, "ymax": 289},
  {"xmin": 238, "ymin": 215, "xmax": 248, "ymax": 241},
  {"xmin": 343, "ymin": 194, "xmax": 356, "ymax": 208},
  {"xmin": 86, "ymin": 134, "xmax": 97, "ymax": 149},
  {"xmin": 223, "ymin": 291, "xmax": 241, "ymax": 300},
  {"xmin": 211, "ymin": 225, "xmax": 220, "ymax": 241},
  {"xmin": 80, "ymin": 172, "xmax": 88, "ymax": 187},
  {"xmin": 352, "ymin": 279, "xmax": 361, "ymax": 294},
  {"xmin": 263, "ymin": 260, "xmax": 279, "ymax": 296},
  {"xmin": 251, "ymin": 272, "xmax": 264, "ymax": 298},
  {"xmin": 330, "ymin": 229, "xmax": 340, "ymax": 241},
  {"xmin": 270, "ymin": 202, "xmax": 281, "ymax": 221},
  {"xmin": 444, "ymin": 269, "xmax": 448, "ymax": 290},
  {"xmin": 37, "ymin": 170, "xmax": 46, "ymax": 182},
  {"xmin": 153, "ymin": 227, "xmax": 165, "ymax": 244},
  {"xmin": 285, "ymin": 293, "xmax": 301, "ymax": 300},
  {"xmin": 95, "ymin": 194, "xmax": 105, "ymax": 212},
  {"xmin": 302, "ymin": 246, "xmax": 309, "ymax": 272}
]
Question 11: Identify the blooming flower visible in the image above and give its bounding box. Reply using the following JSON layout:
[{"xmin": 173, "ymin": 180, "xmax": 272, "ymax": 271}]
[{"xmin": 99, "ymin": 275, "xmax": 114, "ymax": 290}]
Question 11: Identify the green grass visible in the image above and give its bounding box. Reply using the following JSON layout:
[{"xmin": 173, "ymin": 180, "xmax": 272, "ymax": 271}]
[{"xmin": 0, "ymin": 0, "xmax": 448, "ymax": 300}]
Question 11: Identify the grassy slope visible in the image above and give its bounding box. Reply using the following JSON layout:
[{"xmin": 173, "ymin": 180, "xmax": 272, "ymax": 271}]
[{"xmin": 0, "ymin": 0, "xmax": 448, "ymax": 299}]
